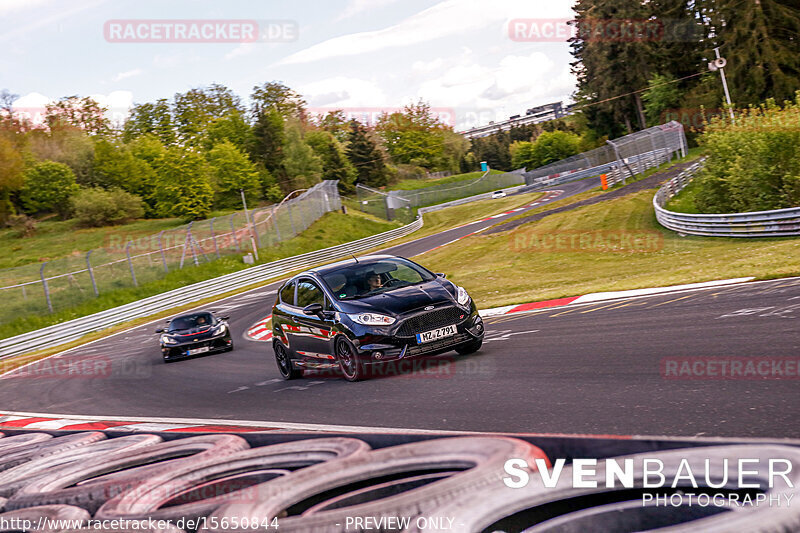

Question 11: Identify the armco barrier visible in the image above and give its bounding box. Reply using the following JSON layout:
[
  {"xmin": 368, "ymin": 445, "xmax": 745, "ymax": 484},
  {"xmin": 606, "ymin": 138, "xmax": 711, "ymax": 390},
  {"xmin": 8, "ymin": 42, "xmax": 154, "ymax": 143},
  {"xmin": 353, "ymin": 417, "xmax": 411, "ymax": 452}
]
[
  {"xmin": 0, "ymin": 218, "xmax": 423, "ymax": 359},
  {"xmin": 0, "ymin": 429, "xmax": 798, "ymax": 531},
  {"xmin": 654, "ymin": 160, "xmax": 800, "ymax": 237}
]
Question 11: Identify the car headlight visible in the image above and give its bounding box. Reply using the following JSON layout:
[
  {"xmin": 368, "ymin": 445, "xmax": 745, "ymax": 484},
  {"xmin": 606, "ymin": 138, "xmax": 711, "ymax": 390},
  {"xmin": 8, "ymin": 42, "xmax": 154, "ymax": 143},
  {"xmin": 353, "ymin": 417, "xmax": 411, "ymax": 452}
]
[
  {"xmin": 162, "ymin": 336, "xmax": 178, "ymax": 345},
  {"xmin": 347, "ymin": 313, "xmax": 396, "ymax": 326},
  {"xmin": 211, "ymin": 323, "xmax": 227, "ymax": 336},
  {"xmin": 456, "ymin": 286, "xmax": 471, "ymax": 306}
]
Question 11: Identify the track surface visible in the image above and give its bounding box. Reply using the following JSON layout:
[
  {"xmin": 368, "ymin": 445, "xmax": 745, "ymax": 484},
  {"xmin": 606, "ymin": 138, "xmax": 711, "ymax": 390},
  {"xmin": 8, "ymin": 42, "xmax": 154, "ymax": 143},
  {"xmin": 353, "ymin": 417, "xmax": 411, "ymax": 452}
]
[{"xmin": 2, "ymin": 175, "xmax": 798, "ymax": 438}]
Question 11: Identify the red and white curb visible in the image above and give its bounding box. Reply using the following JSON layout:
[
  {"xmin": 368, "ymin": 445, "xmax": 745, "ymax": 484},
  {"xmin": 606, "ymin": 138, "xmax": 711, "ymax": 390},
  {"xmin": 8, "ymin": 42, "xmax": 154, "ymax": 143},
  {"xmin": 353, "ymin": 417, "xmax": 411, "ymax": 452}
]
[
  {"xmin": 246, "ymin": 315, "xmax": 273, "ymax": 342},
  {"xmin": 0, "ymin": 413, "xmax": 275, "ymax": 433},
  {"xmin": 479, "ymin": 277, "xmax": 756, "ymax": 317}
]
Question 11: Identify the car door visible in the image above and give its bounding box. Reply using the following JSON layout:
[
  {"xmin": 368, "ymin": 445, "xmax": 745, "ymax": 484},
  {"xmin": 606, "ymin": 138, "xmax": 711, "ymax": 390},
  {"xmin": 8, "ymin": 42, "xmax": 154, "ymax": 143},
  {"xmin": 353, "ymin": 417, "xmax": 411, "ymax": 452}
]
[
  {"xmin": 274, "ymin": 280, "xmax": 300, "ymax": 352},
  {"xmin": 293, "ymin": 278, "xmax": 335, "ymax": 358}
]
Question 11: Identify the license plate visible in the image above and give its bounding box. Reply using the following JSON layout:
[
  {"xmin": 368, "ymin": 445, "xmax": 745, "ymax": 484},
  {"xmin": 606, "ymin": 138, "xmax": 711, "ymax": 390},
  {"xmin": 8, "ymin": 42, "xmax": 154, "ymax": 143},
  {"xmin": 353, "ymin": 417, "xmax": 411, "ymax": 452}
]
[
  {"xmin": 188, "ymin": 346, "xmax": 210, "ymax": 355},
  {"xmin": 416, "ymin": 324, "xmax": 457, "ymax": 344}
]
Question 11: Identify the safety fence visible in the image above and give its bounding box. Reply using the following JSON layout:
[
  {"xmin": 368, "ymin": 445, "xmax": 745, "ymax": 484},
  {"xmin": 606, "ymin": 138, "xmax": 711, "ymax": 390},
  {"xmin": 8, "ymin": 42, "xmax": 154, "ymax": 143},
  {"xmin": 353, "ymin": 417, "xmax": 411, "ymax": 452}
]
[
  {"xmin": 0, "ymin": 182, "xmax": 340, "ymax": 325},
  {"xmin": 525, "ymin": 121, "xmax": 688, "ymax": 188},
  {"xmin": 0, "ymin": 217, "xmax": 423, "ymax": 358},
  {"xmin": 654, "ymin": 160, "xmax": 800, "ymax": 237},
  {"xmin": 354, "ymin": 170, "xmax": 528, "ymax": 222},
  {"xmin": 0, "ymin": 429, "xmax": 796, "ymax": 531}
]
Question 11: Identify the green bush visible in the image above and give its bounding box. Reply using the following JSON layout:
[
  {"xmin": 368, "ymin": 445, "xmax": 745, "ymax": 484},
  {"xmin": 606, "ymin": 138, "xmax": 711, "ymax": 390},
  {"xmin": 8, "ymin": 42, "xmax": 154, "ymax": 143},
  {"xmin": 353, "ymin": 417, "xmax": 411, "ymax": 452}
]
[
  {"xmin": 694, "ymin": 96, "xmax": 800, "ymax": 213},
  {"xmin": 71, "ymin": 188, "xmax": 145, "ymax": 227},
  {"xmin": 20, "ymin": 161, "xmax": 79, "ymax": 218}
]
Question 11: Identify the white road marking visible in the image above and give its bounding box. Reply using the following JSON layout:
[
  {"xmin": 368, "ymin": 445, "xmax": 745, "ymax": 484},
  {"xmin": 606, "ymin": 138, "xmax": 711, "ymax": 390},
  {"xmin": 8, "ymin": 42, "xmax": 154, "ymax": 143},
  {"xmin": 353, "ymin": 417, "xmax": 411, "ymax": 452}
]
[{"xmin": 227, "ymin": 386, "xmax": 250, "ymax": 394}]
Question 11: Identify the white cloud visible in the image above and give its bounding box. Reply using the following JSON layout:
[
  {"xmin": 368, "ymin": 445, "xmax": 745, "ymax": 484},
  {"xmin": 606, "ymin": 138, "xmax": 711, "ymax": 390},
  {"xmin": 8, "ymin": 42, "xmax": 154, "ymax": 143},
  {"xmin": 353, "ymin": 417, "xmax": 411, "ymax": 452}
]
[
  {"xmin": 112, "ymin": 69, "xmax": 143, "ymax": 82},
  {"xmin": 278, "ymin": 0, "xmax": 572, "ymax": 65},
  {"xmin": 335, "ymin": 0, "xmax": 403, "ymax": 21},
  {"xmin": 0, "ymin": 0, "xmax": 51, "ymax": 15},
  {"xmin": 300, "ymin": 76, "xmax": 388, "ymax": 108}
]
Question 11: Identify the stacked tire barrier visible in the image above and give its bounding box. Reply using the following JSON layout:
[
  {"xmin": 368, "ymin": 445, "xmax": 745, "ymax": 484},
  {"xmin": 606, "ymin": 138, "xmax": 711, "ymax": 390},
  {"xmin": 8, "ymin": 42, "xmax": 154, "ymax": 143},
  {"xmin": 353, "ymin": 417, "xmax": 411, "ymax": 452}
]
[
  {"xmin": 654, "ymin": 159, "xmax": 800, "ymax": 237},
  {"xmin": 0, "ymin": 430, "xmax": 797, "ymax": 532}
]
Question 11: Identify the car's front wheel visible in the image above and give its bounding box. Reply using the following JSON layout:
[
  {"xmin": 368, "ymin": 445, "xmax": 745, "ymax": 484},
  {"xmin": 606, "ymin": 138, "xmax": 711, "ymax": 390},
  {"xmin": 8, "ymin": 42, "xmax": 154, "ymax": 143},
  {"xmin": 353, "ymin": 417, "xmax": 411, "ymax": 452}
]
[
  {"xmin": 335, "ymin": 337, "xmax": 363, "ymax": 382},
  {"xmin": 455, "ymin": 338, "xmax": 482, "ymax": 355},
  {"xmin": 274, "ymin": 343, "xmax": 302, "ymax": 380}
]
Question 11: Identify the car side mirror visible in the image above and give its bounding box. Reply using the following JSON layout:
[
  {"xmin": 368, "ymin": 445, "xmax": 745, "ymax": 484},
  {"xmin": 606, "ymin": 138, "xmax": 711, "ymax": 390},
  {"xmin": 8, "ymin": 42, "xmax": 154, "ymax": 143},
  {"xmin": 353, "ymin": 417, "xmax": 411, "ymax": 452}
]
[
  {"xmin": 303, "ymin": 303, "xmax": 324, "ymax": 317},
  {"xmin": 154, "ymin": 328, "xmax": 164, "ymax": 334},
  {"xmin": 435, "ymin": 273, "xmax": 447, "ymax": 278}
]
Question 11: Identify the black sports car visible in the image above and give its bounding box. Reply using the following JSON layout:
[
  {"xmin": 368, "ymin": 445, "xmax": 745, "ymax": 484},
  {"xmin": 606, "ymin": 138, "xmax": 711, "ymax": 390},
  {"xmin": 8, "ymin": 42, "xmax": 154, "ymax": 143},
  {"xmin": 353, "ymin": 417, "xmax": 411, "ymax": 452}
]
[
  {"xmin": 271, "ymin": 255, "xmax": 484, "ymax": 381},
  {"xmin": 156, "ymin": 311, "xmax": 233, "ymax": 362}
]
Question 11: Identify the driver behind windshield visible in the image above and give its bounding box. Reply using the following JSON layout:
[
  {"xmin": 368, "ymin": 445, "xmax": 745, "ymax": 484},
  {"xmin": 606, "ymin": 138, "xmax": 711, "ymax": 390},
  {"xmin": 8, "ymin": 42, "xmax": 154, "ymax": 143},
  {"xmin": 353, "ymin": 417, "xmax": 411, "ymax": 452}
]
[{"xmin": 366, "ymin": 272, "xmax": 383, "ymax": 291}]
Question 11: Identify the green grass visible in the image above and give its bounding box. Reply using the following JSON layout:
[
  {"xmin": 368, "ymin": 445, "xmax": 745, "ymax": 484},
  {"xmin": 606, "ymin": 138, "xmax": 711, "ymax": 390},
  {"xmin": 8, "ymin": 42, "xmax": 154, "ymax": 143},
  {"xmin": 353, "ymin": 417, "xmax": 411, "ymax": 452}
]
[
  {"xmin": 0, "ymin": 217, "xmax": 189, "ymax": 269},
  {"xmin": 417, "ymin": 186, "xmax": 800, "ymax": 309},
  {"xmin": 665, "ymin": 178, "xmax": 703, "ymax": 213},
  {"xmin": 0, "ymin": 211, "xmax": 401, "ymax": 339},
  {"xmin": 390, "ymin": 169, "xmax": 504, "ymax": 191}
]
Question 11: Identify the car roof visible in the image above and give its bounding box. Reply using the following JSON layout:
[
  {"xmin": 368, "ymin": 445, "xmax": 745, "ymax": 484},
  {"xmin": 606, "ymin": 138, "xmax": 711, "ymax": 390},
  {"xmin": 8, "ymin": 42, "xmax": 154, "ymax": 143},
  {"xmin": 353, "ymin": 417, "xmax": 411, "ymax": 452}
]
[{"xmin": 305, "ymin": 254, "xmax": 402, "ymax": 277}]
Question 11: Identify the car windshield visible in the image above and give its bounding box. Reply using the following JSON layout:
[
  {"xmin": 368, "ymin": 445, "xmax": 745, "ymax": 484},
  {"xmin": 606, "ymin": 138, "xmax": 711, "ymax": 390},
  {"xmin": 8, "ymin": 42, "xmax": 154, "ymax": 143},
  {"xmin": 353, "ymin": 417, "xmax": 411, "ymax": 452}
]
[
  {"xmin": 168, "ymin": 313, "xmax": 214, "ymax": 331},
  {"xmin": 321, "ymin": 258, "xmax": 436, "ymax": 300}
]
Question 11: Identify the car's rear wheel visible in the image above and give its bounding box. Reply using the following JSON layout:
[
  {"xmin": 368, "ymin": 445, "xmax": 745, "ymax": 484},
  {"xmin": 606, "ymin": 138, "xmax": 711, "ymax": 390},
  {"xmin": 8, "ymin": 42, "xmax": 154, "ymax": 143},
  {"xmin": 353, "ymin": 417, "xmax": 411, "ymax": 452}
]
[
  {"xmin": 455, "ymin": 338, "xmax": 482, "ymax": 355},
  {"xmin": 274, "ymin": 343, "xmax": 302, "ymax": 380},
  {"xmin": 335, "ymin": 337, "xmax": 363, "ymax": 382}
]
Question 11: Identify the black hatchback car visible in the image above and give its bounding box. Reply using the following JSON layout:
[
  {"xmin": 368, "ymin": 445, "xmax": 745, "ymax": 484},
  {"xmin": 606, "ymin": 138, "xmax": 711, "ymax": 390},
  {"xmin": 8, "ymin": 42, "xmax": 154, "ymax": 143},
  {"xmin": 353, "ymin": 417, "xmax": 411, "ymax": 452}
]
[
  {"xmin": 271, "ymin": 255, "xmax": 484, "ymax": 381},
  {"xmin": 156, "ymin": 311, "xmax": 233, "ymax": 362}
]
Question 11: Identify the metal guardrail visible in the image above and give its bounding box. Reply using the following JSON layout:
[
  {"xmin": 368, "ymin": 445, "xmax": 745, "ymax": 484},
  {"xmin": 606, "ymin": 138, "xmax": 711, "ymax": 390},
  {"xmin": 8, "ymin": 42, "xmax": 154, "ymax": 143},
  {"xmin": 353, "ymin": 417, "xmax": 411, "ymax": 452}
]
[
  {"xmin": 0, "ymin": 218, "xmax": 424, "ymax": 359},
  {"xmin": 654, "ymin": 160, "xmax": 800, "ymax": 237}
]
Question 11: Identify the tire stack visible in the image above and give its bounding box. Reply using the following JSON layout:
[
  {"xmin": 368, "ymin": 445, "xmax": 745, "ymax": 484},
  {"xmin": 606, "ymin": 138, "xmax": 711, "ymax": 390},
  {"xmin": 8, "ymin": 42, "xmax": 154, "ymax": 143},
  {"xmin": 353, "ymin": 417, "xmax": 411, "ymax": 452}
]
[{"xmin": 0, "ymin": 431, "xmax": 797, "ymax": 532}]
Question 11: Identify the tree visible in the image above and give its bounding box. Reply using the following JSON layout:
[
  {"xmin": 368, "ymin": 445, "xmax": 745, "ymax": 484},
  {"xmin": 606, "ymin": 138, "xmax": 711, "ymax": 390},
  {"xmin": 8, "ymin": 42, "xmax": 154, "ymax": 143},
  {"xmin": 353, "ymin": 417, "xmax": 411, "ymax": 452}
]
[
  {"xmin": 152, "ymin": 147, "xmax": 214, "ymax": 219},
  {"xmin": 305, "ymin": 130, "xmax": 357, "ymax": 194},
  {"xmin": 93, "ymin": 139, "xmax": 158, "ymax": 214},
  {"xmin": 45, "ymin": 96, "xmax": 109, "ymax": 135},
  {"xmin": 528, "ymin": 131, "xmax": 581, "ymax": 168},
  {"xmin": 282, "ymin": 123, "xmax": 323, "ymax": 191},
  {"xmin": 206, "ymin": 141, "xmax": 261, "ymax": 208},
  {"xmin": 250, "ymin": 108, "xmax": 285, "ymax": 173},
  {"xmin": 205, "ymin": 111, "xmax": 254, "ymax": 153},
  {"xmin": 123, "ymin": 99, "xmax": 175, "ymax": 144},
  {"xmin": 642, "ymin": 73, "xmax": 683, "ymax": 126},
  {"xmin": 346, "ymin": 120, "xmax": 389, "ymax": 188},
  {"xmin": 26, "ymin": 128, "xmax": 96, "ymax": 185},
  {"xmin": 571, "ymin": 0, "xmax": 655, "ymax": 134},
  {"xmin": 250, "ymin": 82, "xmax": 306, "ymax": 119},
  {"xmin": 377, "ymin": 102, "xmax": 447, "ymax": 170},
  {"xmin": 71, "ymin": 188, "xmax": 144, "ymax": 226},
  {"xmin": 0, "ymin": 136, "xmax": 24, "ymax": 223},
  {"xmin": 318, "ymin": 110, "xmax": 350, "ymax": 143},
  {"xmin": 20, "ymin": 161, "xmax": 79, "ymax": 218},
  {"xmin": 172, "ymin": 84, "xmax": 243, "ymax": 146},
  {"xmin": 510, "ymin": 141, "xmax": 536, "ymax": 170}
]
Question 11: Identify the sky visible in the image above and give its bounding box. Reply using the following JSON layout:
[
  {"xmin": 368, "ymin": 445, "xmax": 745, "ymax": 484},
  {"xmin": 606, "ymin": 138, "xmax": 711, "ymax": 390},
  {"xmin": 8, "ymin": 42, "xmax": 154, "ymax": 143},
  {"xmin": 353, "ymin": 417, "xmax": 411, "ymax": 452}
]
[{"xmin": 0, "ymin": 0, "xmax": 577, "ymax": 131}]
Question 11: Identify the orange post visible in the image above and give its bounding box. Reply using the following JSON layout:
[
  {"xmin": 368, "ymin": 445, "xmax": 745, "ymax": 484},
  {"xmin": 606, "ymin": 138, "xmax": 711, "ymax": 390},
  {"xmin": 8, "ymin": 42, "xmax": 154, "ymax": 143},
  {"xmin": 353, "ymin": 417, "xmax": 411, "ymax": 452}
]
[{"xmin": 601, "ymin": 174, "xmax": 608, "ymax": 190}]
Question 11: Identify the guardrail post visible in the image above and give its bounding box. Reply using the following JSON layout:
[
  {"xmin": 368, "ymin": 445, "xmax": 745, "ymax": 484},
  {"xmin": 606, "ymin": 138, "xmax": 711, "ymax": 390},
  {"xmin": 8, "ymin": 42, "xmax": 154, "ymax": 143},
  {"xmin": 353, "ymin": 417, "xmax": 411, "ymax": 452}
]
[
  {"xmin": 40, "ymin": 262, "xmax": 52, "ymax": 313},
  {"xmin": 209, "ymin": 217, "xmax": 220, "ymax": 259},
  {"xmin": 86, "ymin": 250, "xmax": 98, "ymax": 297},
  {"xmin": 157, "ymin": 231, "xmax": 169, "ymax": 272},
  {"xmin": 228, "ymin": 214, "xmax": 241, "ymax": 252},
  {"xmin": 125, "ymin": 241, "xmax": 138, "ymax": 287}
]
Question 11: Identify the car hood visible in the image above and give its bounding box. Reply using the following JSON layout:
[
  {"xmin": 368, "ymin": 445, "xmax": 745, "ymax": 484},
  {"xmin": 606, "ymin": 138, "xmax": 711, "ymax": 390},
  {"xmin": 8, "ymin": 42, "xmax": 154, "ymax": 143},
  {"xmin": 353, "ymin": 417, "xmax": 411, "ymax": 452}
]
[{"xmin": 335, "ymin": 279, "xmax": 458, "ymax": 316}]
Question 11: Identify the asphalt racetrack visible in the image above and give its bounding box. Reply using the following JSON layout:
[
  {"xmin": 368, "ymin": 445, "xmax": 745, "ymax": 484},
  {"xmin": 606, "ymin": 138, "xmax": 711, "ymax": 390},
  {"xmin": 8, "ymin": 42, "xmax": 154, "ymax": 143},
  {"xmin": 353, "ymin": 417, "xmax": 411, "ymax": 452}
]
[{"xmin": 2, "ymin": 176, "xmax": 798, "ymax": 439}]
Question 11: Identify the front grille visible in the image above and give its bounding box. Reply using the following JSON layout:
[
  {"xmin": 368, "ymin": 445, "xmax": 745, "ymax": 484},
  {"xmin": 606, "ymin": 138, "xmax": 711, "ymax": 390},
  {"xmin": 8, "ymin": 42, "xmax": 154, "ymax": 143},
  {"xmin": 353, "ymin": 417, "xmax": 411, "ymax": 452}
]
[
  {"xmin": 406, "ymin": 333, "xmax": 470, "ymax": 357},
  {"xmin": 396, "ymin": 307, "xmax": 466, "ymax": 336}
]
